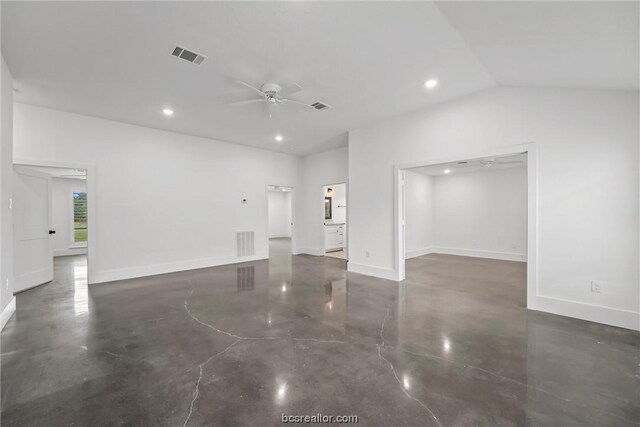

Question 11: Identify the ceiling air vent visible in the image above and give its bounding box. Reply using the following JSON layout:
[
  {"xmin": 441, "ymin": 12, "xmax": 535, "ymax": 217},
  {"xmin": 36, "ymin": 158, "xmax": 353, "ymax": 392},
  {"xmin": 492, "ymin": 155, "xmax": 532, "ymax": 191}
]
[
  {"xmin": 311, "ymin": 102, "xmax": 330, "ymax": 111},
  {"xmin": 171, "ymin": 45, "xmax": 206, "ymax": 65}
]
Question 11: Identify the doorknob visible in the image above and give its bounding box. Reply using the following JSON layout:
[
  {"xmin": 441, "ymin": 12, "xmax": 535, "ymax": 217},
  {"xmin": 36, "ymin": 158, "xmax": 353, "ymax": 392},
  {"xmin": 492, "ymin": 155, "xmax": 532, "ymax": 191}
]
[{"xmin": 49, "ymin": 230, "xmax": 56, "ymax": 234}]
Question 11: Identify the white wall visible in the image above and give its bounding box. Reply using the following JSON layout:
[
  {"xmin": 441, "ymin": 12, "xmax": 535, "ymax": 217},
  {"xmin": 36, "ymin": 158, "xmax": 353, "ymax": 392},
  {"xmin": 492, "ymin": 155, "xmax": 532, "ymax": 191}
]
[
  {"xmin": 1, "ymin": 55, "xmax": 15, "ymax": 324},
  {"xmin": 297, "ymin": 146, "xmax": 348, "ymax": 256},
  {"xmin": 268, "ymin": 190, "xmax": 291, "ymax": 238},
  {"xmin": 13, "ymin": 104, "xmax": 300, "ymax": 284},
  {"xmin": 349, "ymin": 87, "xmax": 639, "ymax": 330},
  {"xmin": 432, "ymin": 167, "xmax": 527, "ymax": 261},
  {"xmin": 404, "ymin": 170, "xmax": 434, "ymax": 258},
  {"xmin": 51, "ymin": 178, "xmax": 87, "ymax": 256}
]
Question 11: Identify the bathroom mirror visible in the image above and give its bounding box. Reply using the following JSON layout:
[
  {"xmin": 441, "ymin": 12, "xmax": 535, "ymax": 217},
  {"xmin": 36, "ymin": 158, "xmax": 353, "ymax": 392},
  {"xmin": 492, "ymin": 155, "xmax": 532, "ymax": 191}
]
[{"xmin": 324, "ymin": 197, "xmax": 332, "ymax": 219}]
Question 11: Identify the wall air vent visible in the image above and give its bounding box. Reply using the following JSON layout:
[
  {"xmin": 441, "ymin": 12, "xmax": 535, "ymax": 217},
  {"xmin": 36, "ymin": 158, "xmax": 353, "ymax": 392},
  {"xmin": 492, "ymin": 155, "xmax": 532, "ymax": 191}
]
[
  {"xmin": 311, "ymin": 102, "xmax": 330, "ymax": 111},
  {"xmin": 171, "ymin": 45, "xmax": 206, "ymax": 65},
  {"xmin": 236, "ymin": 231, "xmax": 255, "ymax": 257}
]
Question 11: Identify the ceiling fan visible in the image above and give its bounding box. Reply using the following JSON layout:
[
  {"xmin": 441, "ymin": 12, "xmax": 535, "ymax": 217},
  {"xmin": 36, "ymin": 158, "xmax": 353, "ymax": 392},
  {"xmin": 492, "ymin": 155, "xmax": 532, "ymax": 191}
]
[{"xmin": 231, "ymin": 81, "xmax": 329, "ymax": 116}]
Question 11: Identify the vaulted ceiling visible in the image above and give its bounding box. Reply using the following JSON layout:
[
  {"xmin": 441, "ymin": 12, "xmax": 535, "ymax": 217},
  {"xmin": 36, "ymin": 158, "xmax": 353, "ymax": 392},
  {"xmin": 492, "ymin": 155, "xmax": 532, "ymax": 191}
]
[{"xmin": 2, "ymin": 1, "xmax": 637, "ymax": 155}]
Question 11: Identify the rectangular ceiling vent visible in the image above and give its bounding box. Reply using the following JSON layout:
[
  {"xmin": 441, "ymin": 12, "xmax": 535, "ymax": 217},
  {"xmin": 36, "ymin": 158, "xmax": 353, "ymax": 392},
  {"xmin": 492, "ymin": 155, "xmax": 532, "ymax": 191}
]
[
  {"xmin": 171, "ymin": 45, "xmax": 206, "ymax": 65},
  {"xmin": 311, "ymin": 102, "xmax": 330, "ymax": 111},
  {"xmin": 236, "ymin": 231, "xmax": 255, "ymax": 257}
]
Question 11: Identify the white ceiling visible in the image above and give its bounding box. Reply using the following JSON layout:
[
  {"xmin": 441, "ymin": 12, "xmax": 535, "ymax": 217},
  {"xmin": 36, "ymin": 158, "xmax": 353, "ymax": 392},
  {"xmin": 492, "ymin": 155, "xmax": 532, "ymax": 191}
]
[
  {"xmin": 2, "ymin": 2, "xmax": 637, "ymax": 156},
  {"xmin": 436, "ymin": 1, "xmax": 639, "ymax": 90},
  {"xmin": 410, "ymin": 153, "xmax": 526, "ymax": 177}
]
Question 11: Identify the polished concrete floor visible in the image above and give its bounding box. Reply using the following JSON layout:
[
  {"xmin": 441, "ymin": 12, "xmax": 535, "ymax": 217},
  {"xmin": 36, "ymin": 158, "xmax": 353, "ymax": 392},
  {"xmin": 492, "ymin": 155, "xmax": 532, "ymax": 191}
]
[
  {"xmin": 2, "ymin": 240, "xmax": 639, "ymax": 426},
  {"xmin": 325, "ymin": 249, "xmax": 347, "ymax": 260}
]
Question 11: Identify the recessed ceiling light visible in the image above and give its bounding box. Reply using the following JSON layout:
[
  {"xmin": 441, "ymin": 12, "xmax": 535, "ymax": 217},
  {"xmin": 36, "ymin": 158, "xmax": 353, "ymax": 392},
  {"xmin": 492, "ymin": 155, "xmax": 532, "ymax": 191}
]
[
  {"xmin": 444, "ymin": 169, "xmax": 451, "ymax": 174},
  {"xmin": 162, "ymin": 108, "xmax": 174, "ymax": 116},
  {"xmin": 275, "ymin": 135, "xmax": 284, "ymax": 142},
  {"xmin": 424, "ymin": 79, "xmax": 438, "ymax": 89}
]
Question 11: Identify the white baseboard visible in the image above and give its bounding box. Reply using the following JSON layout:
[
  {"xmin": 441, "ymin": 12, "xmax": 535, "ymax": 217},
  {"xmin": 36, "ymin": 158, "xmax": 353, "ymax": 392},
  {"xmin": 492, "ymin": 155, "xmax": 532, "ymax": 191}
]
[
  {"xmin": 269, "ymin": 234, "xmax": 292, "ymax": 239},
  {"xmin": 1, "ymin": 297, "xmax": 16, "ymax": 331},
  {"xmin": 431, "ymin": 247, "xmax": 526, "ymax": 262},
  {"xmin": 533, "ymin": 295, "xmax": 639, "ymax": 331},
  {"xmin": 296, "ymin": 247, "xmax": 324, "ymax": 257},
  {"xmin": 91, "ymin": 253, "xmax": 268, "ymax": 284},
  {"xmin": 405, "ymin": 247, "xmax": 435, "ymax": 259},
  {"xmin": 54, "ymin": 247, "xmax": 88, "ymax": 257},
  {"xmin": 347, "ymin": 262, "xmax": 399, "ymax": 281}
]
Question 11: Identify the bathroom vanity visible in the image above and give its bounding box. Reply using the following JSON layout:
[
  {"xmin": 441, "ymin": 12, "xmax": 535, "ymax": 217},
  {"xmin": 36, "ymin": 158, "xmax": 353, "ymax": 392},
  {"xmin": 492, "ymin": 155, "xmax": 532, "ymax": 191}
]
[{"xmin": 324, "ymin": 223, "xmax": 345, "ymax": 252}]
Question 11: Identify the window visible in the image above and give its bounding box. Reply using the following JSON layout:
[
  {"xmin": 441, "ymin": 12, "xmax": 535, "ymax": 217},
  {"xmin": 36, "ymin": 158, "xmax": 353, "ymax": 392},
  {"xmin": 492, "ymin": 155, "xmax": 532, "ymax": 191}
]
[{"xmin": 73, "ymin": 191, "xmax": 87, "ymax": 244}]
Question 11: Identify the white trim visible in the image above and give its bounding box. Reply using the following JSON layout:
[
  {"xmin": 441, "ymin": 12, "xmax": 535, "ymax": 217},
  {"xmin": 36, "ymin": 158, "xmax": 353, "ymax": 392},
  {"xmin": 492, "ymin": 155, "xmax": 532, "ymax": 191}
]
[
  {"xmin": 1, "ymin": 297, "xmax": 16, "ymax": 331},
  {"xmin": 269, "ymin": 234, "xmax": 292, "ymax": 239},
  {"xmin": 534, "ymin": 295, "xmax": 640, "ymax": 331},
  {"xmin": 430, "ymin": 247, "xmax": 526, "ymax": 262},
  {"xmin": 266, "ymin": 185, "xmax": 296, "ymax": 256},
  {"xmin": 393, "ymin": 143, "xmax": 637, "ymax": 331},
  {"xmin": 297, "ymin": 247, "xmax": 324, "ymax": 257},
  {"xmin": 404, "ymin": 247, "xmax": 435, "ymax": 259},
  {"xmin": 320, "ymin": 182, "xmax": 348, "ymax": 257},
  {"xmin": 54, "ymin": 248, "xmax": 87, "ymax": 257},
  {"xmin": 13, "ymin": 158, "xmax": 97, "ymax": 284},
  {"xmin": 395, "ymin": 142, "xmax": 537, "ymax": 289},
  {"xmin": 92, "ymin": 253, "xmax": 268, "ymax": 284},
  {"xmin": 17, "ymin": 266, "xmax": 52, "ymax": 293},
  {"xmin": 347, "ymin": 262, "xmax": 397, "ymax": 281}
]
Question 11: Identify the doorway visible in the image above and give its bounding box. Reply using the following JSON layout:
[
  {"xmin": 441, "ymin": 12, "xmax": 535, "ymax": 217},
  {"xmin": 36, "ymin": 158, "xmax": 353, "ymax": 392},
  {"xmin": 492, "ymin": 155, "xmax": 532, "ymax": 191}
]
[
  {"xmin": 322, "ymin": 183, "xmax": 347, "ymax": 260},
  {"xmin": 267, "ymin": 185, "xmax": 293, "ymax": 257},
  {"xmin": 13, "ymin": 164, "xmax": 88, "ymax": 293},
  {"xmin": 396, "ymin": 144, "xmax": 537, "ymax": 309}
]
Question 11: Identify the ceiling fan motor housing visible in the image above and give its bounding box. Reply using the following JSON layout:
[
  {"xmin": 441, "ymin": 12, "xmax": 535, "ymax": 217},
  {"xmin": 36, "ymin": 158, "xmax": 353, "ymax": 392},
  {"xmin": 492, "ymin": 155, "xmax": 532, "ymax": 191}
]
[{"xmin": 261, "ymin": 83, "xmax": 282, "ymax": 99}]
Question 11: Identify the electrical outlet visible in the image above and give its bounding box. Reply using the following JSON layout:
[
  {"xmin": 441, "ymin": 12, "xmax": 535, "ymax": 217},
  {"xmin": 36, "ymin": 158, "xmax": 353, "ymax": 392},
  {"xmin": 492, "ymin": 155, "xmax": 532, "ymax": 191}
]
[
  {"xmin": 590, "ymin": 280, "xmax": 603, "ymax": 293},
  {"xmin": 511, "ymin": 243, "xmax": 517, "ymax": 249},
  {"xmin": 241, "ymin": 197, "xmax": 248, "ymax": 204},
  {"xmin": 365, "ymin": 251, "xmax": 371, "ymax": 258}
]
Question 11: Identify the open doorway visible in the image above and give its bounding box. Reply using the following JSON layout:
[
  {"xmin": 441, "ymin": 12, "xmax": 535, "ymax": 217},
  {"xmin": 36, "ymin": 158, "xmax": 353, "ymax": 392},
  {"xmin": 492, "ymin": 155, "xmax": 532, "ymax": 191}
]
[
  {"xmin": 13, "ymin": 164, "xmax": 88, "ymax": 294},
  {"xmin": 267, "ymin": 185, "xmax": 293, "ymax": 257},
  {"xmin": 322, "ymin": 183, "xmax": 347, "ymax": 260},
  {"xmin": 400, "ymin": 151, "xmax": 531, "ymax": 307}
]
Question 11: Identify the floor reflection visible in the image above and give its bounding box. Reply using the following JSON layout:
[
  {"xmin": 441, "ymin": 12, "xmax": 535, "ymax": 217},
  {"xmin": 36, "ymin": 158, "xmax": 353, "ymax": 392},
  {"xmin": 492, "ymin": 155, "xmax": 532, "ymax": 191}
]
[
  {"xmin": 236, "ymin": 266, "xmax": 255, "ymax": 292},
  {"xmin": 1, "ymin": 242, "xmax": 637, "ymax": 427},
  {"xmin": 72, "ymin": 260, "xmax": 89, "ymax": 316}
]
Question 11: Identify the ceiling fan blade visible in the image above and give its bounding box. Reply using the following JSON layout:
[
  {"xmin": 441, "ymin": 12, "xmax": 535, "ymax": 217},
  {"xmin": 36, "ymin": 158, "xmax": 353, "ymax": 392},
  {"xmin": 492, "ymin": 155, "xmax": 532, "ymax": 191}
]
[
  {"xmin": 277, "ymin": 83, "xmax": 302, "ymax": 98},
  {"xmin": 236, "ymin": 80, "xmax": 266, "ymax": 97},
  {"xmin": 230, "ymin": 98, "xmax": 265, "ymax": 106},
  {"xmin": 280, "ymin": 98, "xmax": 316, "ymax": 110}
]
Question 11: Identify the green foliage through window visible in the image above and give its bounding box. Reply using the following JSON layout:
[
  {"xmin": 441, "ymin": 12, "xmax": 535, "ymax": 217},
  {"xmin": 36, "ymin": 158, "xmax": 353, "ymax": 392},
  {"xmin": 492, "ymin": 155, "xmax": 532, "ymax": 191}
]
[{"xmin": 73, "ymin": 192, "xmax": 87, "ymax": 243}]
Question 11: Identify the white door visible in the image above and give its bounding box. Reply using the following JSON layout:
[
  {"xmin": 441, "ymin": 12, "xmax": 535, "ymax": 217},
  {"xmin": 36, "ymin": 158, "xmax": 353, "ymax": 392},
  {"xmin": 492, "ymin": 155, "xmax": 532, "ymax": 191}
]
[{"xmin": 13, "ymin": 166, "xmax": 54, "ymax": 292}]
